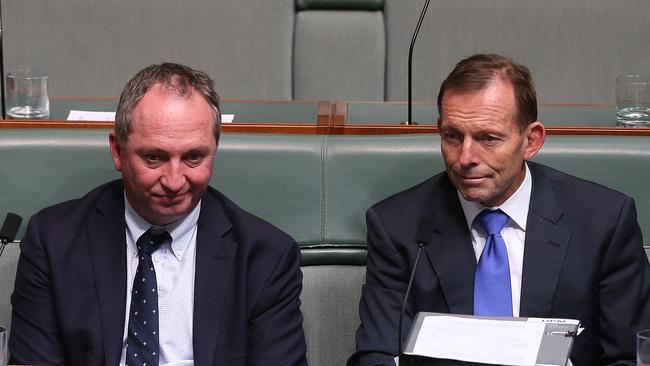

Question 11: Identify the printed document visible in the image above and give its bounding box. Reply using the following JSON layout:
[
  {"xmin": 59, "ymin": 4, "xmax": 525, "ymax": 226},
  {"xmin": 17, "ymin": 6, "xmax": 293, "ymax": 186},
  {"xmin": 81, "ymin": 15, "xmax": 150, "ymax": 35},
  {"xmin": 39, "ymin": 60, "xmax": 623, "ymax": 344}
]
[{"xmin": 409, "ymin": 315, "xmax": 545, "ymax": 366}]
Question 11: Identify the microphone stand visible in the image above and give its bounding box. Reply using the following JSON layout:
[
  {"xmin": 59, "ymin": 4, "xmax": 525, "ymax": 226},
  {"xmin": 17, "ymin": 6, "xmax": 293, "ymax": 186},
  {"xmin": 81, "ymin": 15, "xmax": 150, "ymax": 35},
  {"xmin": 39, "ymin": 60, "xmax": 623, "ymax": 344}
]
[
  {"xmin": 403, "ymin": 0, "xmax": 431, "ymax": 126},
  {"xmin": 398, "ymin": 242, "xmax": 425, "ymax": 357},
  {"xmin": 0, "ymin": 239, "xmax": 9, "ymax": 258}
]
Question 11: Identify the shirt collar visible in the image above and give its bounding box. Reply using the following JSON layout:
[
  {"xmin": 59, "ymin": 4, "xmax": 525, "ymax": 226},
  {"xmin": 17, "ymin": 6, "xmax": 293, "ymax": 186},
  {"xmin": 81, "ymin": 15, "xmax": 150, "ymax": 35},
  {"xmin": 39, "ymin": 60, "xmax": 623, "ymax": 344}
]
[
  {"xmin": 124, "ymin": 195, "xmax": 201, "ymax": 259},
  {"xmin": 457, "ymin": 163, "xmax": 532, "ymax": 231}
]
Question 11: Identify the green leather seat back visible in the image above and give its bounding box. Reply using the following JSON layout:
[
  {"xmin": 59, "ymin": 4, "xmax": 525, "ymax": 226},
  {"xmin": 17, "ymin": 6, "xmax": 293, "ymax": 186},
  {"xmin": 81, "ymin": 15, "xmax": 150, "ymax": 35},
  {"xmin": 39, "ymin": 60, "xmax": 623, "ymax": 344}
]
[
  {"xmin": 323, "ymin": 134, "xmax": 444, "ymax": 247},
  {"xmin": 2, "ymin": 131, "xmax": 648, "ymax": 250},
  {"xmin": 0, "ymin": 129, "xmax": 119, "ymax": 237},
  {"xmin": 213, "ymin": 134, "xmax": 324, "ymax": 245}
]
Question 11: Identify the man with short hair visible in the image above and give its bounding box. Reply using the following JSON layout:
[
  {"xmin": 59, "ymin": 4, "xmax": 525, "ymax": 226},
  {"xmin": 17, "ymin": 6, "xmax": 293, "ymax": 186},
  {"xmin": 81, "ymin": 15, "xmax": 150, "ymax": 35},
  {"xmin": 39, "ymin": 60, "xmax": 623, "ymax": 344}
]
[
  {"xmin": 349, "ymin": 54, "xmax": 650, "ymax": 365},
  {"xmin": 10, "ymin": 63, "xmax": 308, "ymax": 366}
]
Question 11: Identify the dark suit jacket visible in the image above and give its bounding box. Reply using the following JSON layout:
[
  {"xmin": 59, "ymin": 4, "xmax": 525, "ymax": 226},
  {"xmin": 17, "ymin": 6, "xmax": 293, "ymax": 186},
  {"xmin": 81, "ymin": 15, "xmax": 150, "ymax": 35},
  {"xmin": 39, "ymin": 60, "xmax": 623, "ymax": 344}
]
[
  {"xmin": 349, "ymin": 162, "xmax": 650, "ymax": 366},
  {"xmin": 10, "ymin": 180, "xmax": 307, "ymax": 366}
]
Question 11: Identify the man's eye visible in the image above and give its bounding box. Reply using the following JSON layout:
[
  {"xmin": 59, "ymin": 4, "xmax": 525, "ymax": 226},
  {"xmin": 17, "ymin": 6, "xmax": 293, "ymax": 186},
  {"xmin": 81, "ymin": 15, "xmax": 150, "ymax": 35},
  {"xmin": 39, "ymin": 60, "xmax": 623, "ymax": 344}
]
[
  {"xmin": 144, "ymin": 155, "xmax": 161, "ymax": 163},
  {"xmin": 481, "ymin": 135, "xmax": 500, "ymax": 143},
  {"xmin": 186, "ymin": 155, "xmax": 204, "ymax": 164},
  {"xmin": 443, "ymin": 132, "xmax": 460, "ymax": 142}
]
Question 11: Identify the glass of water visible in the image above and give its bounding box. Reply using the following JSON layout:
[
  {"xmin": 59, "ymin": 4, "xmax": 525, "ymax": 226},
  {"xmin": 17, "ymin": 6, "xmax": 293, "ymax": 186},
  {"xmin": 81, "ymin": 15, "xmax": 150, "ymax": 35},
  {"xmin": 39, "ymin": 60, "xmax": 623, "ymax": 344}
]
[
  {"xmin": 616, "ymin": 75, "xmax": 650, "ymax": 127},
  {"xmin": 5, "ymin": 69, "xmax": 50, "ymax": 119},
  {"xmin": 638, "ymin": 330, "xmax": 650, "ymax": 366}
]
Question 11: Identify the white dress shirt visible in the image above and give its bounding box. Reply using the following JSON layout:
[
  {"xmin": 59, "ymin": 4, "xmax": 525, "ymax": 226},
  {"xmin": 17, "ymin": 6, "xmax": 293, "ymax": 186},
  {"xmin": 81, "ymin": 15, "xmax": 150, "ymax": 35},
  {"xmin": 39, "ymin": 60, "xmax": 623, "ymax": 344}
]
[
  {"xmin": 457, "ymin": 163, "xmax": 532, "ymax": 317},
  {"xmin": 119, "ymin": 197, "xmax": 199, "ymax": 366}
]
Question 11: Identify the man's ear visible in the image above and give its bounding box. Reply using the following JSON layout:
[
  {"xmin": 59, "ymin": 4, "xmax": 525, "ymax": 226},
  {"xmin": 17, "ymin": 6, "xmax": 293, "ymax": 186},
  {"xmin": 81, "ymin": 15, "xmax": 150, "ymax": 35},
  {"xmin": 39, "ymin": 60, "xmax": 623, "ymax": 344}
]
[
  {"xmin": 108, "ymin": 132, "xmax": 123, "ymax": 172},
  {"xmin": 523, "ymin": 121, "xmax": 546, "ymax": 160}
]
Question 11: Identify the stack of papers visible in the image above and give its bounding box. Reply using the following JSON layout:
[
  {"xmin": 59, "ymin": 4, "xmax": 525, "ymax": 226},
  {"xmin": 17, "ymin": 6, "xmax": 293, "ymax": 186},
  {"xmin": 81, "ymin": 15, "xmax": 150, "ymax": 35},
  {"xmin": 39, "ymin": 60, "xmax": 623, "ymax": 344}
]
[{"xmin": 403, "ymin": 313, "xmax": 580, "ymax": 366}]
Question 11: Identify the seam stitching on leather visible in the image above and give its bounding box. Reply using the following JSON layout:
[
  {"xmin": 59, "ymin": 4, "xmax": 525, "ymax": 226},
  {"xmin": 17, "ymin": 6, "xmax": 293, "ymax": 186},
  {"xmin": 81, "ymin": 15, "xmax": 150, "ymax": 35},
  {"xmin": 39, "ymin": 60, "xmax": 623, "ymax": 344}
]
[{"xmin": 320, "ymin": 135, "xmax": 328, "ymax": 245}]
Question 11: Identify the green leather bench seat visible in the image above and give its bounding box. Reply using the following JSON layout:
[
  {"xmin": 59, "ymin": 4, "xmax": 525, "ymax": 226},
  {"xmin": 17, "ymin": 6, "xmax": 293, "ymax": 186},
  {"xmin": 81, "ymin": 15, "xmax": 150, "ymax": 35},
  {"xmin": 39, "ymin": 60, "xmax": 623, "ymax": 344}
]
[
  {"xmin": 1, "ymin": 130, "xmax": 649, "ymax": 275},
  {"xmin": 1, "ymin": 130, "xmax": 649, "ymax": 366}
]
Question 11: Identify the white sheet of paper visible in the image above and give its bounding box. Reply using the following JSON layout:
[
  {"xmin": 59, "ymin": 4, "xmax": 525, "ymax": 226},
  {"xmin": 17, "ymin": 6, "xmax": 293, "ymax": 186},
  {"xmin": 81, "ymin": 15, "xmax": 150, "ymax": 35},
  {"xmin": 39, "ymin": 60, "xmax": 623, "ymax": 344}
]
[
  {"xmin": 410, "ymin": 315, "xmax": 545, "ymax": 366},
  {"xmin": 67, "ymin": 110, "xmax": 116, "ymax": 121},
  {"xmin": 222, "ymin": 114, "xmax": 234, "ymax": 123}
]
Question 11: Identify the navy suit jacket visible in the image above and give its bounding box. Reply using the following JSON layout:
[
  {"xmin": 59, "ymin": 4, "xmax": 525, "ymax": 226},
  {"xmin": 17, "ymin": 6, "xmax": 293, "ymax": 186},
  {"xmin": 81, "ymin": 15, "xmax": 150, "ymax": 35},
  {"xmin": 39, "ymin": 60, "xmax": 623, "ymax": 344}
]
[
  {"xmin": 10, "ymin": 180, "xmax": 307, "ymax": 366},
  {"xmin": 349, "ymin": 162, "xmax": 650, "ymax": 366}
]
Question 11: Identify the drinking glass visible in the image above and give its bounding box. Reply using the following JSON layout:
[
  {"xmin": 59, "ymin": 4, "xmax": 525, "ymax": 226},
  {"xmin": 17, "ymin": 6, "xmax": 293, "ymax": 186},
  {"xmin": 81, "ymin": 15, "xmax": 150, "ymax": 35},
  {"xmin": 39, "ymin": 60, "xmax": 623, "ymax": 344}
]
[
  {"xmin": 5, "ymin": 69, "xmax": 50, "ymax": 119},
  {"xmin": 616, "ymin": 75, "xmax": 650, "ymax": 127}
]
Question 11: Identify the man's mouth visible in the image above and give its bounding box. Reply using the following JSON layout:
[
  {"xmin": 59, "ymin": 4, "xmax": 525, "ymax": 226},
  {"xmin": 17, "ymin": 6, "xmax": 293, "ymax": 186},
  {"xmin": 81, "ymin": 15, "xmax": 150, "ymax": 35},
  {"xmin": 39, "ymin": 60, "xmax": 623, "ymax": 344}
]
[
  {"xmin": 458, "ymin": 175, "xmax": 487, "ymax": 186},
  {"xmin": 154, "ymin": 192, "xmax": 188, "ymax": 203}
]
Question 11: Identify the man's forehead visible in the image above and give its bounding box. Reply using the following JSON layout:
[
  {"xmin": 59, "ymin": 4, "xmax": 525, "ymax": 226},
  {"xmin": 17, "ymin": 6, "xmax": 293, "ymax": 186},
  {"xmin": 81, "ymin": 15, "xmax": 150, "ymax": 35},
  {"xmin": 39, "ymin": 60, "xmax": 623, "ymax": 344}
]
[
  {"xmin": 440, "ymin": 84, "xmax": 519, "ymax": 131},
  {"xmin": 443, "ymin": 78, "xmax": 514, "ymax": 100},
  {"xmin": 443, "ymin": 80, "xmax": 516, "ymax": 112}
]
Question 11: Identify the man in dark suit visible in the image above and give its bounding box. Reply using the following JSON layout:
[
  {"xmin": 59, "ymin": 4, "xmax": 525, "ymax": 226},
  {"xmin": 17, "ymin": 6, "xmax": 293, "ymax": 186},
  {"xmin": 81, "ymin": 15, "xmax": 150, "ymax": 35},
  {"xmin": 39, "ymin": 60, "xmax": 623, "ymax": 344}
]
[
  {"xmin": 349, "ymin": 54, "xmax": 650, "ymax": 366},
  {"xmin": 10, "ymin": 63, "xmax": 308, "ymax": 366}
]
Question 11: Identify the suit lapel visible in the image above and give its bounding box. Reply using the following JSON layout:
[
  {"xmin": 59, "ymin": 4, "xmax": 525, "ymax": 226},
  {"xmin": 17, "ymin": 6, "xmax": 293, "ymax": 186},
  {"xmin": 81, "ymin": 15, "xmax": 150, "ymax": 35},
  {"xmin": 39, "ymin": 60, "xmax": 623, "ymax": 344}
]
[
  {"xmin": 519, "ymin": 165, "xmax": 571, "ymax": 317},
  {"xmin": 192, "ymin": 190, "xmax": 237, "ymax": 366},
  {"xmin": 420, "ymin": 179, "xmax": 476, "ymax": 315},
  {"xmin": 87, "ymin": 182, "xmax": 127, "ymax": 366}
]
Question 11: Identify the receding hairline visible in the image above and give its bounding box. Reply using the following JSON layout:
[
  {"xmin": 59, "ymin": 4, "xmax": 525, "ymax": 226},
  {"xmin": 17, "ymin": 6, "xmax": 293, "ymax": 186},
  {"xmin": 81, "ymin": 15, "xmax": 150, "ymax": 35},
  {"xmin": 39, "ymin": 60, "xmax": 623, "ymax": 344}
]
[
  {"xmin": 437, "ymin": 54, "xmax": 538, "ymax": 132},
  {"xmin": 114, "ymin": 63, "xmax": 222, "ymax": 147},
  {"xmin": 119, "ymin": 81, "xmax": 220, "ymax": 144},
  {"xmin": 439, "ymin": 74, "xmax": 532, "ymax": 132},
  {"xmin": 440, "ymin": 77, "xmax": 520, "ymax": 124}
]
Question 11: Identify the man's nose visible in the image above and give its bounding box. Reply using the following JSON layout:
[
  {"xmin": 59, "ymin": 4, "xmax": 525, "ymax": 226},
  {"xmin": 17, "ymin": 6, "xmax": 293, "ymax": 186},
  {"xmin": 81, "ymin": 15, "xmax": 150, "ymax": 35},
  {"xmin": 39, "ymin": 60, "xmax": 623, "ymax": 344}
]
[
  {"xmin": 160, "ymin": 162, "xmax": 186, "ymax": 192},
  {"xmin": 458, "ymin": 139, "xmax": 478, "ymax": 167}
]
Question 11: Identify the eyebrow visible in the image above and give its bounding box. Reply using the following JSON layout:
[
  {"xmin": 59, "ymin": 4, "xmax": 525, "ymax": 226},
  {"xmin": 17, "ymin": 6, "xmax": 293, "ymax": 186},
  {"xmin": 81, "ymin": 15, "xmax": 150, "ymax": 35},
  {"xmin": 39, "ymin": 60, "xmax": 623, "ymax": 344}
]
[
  {"xmin": 183, "ymin": 147, "xmax": 211, "ymax": 156},
  {"xmin": 135, "ymin": 147, "xmax": 168, "ymax": 155}
]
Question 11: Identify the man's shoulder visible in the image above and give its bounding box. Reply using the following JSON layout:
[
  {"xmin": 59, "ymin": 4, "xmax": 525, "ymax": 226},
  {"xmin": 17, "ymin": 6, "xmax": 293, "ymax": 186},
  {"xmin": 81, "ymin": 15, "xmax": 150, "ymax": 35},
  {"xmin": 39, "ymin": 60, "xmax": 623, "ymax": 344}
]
[
  {"xmin": 200, "ymin": 187, "xmax": 300, "ymax": 280},
  {"xmin": 370, "ymin": 171, "xmax": 451, "ymax": 214},
  {"xmin": 529, "ymin": 161, "xmax": 631, "ymax": 202}
]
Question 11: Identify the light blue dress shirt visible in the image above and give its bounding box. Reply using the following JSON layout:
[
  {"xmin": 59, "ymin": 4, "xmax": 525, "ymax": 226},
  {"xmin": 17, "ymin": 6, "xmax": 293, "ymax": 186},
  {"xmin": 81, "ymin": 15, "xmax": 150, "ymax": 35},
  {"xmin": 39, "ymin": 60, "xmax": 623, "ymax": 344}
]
[{"xmin": 119, "ymin": 197, "xmax": 199, "ymax": 366}]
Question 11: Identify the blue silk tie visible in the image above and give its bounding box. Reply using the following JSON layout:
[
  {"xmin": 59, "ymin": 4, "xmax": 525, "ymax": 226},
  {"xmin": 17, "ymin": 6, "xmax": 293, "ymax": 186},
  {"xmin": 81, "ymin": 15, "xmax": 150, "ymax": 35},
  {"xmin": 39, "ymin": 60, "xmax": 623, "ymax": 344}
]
[
  {"xmin": 473, "ymin": 209, "xmax": 513, "ymax": 316},
  {"xmin": 126, "ymin": 227, "xmax": 171, "ymax": 366}
]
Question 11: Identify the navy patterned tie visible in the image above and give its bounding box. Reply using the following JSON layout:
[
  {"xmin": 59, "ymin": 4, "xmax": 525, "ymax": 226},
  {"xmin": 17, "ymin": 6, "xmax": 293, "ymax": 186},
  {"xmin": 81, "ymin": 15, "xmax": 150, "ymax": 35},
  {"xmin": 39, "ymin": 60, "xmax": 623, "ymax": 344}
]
[
  {"xmin": 126, "ymin": 226, "xmax": 171, "ymax": 366},
  {"xmin": 473, "ymin": 209, "xmax": 513, "ymax": 316}
]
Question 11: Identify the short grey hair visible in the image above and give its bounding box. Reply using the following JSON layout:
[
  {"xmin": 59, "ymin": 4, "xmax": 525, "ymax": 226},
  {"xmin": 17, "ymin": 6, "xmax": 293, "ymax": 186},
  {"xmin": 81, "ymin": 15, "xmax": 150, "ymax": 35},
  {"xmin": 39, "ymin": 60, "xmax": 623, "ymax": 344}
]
[{"xmin": 114, "ymin": 63, "xmax": 221, "ymax": 145}]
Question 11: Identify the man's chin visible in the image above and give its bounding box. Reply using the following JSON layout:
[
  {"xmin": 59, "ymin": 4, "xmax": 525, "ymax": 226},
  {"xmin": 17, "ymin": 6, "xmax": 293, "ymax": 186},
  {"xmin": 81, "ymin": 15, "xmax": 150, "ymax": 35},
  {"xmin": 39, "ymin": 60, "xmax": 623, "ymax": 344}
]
[
  {"xmin": 148, "ymin": 201, "xmax": 196, "ymax": 225},
  {"xmin": 147, "ymin": 210, "xmax": 188, "ymax": 226},
  {"xmin": 458, "ymin": 187, "xmax": 489, "ymax": 204}
]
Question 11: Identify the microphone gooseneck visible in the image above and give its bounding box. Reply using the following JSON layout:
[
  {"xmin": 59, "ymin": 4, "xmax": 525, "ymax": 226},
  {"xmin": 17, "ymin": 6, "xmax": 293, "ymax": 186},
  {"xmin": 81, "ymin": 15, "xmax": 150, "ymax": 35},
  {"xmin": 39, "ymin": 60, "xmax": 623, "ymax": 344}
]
[
  {"xmin": 405, "ymin": 0, "xmax": 431, "ymax": 126},
  {"xmin": 398, "ymin": 241, "xmax": 425, "ymax": 357}
]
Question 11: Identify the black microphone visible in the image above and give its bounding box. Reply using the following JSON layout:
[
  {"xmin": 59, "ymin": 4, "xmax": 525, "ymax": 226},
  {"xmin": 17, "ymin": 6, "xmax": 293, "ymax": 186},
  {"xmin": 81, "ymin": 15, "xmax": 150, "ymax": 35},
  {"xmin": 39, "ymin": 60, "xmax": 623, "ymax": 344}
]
[
  {"xmin": 403, "ymin": 0, "xmax": 431, "ymax": 126},
  {"xmin": 0, "ymin": 213, "xmax": 23, "ymax": 257},
  {"xmin": 398, "ymin": 219, "xmax": 433, "ymax": 360}
]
